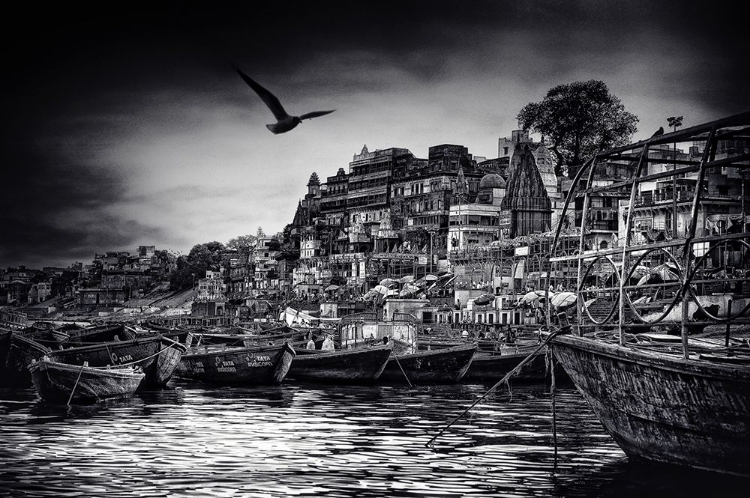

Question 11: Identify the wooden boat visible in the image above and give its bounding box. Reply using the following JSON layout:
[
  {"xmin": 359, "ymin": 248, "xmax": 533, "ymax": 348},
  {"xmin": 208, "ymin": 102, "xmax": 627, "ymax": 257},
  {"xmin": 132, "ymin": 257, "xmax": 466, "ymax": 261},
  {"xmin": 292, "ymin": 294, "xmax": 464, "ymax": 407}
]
[
  {"xmin": 29, "ymin": 358, "xmax": 144, "ymax": 403},
  {"xmin": 378, "ymin": 343, "xmax": 477, "ymax": 384},
  {"xmin": 0, "ymin": 328, "xmax": 11, "ymax": 369},
  {"xmin": 462, "ymin": 348, "xmax": 549, "ymax": 382},
  {"xmin": 546, "ymin": 111, "xmax": 750, "ymax": 476},
  {"xmin": 48, "ymin": 334, "xmax": 187, "ymax": 387},
  {"xmin": 550, "ymin": 332, "xmax": 750, "ymax": 476},
  {"xmin": 286, "ymin": 344, "xmax": 392, "ymax": 383},
  {"xmin": 4, "ymin": 332, "xmax": 50, "ymax": 385},
  {"xmin": 174, "ymin": 342, "xmax": 296, "ymax": 385},
  {"xmin": 21, "ymin": 322, "xmax": 70, "ymax": 343},
  {"xmin": 63, "ymin": 323, "xmax": 136, "ymax": 346}
]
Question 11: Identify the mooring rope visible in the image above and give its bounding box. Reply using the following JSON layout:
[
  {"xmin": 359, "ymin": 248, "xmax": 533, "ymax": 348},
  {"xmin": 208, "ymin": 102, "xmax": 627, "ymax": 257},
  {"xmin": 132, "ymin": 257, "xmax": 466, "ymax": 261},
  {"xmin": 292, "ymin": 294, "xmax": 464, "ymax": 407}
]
[
  {"xmin": 67, "ymin": 364, "xmax": 86, "ymax": 406},
  {"xmin": 425, "ymin": 330, "xmax": 560, "ymax": 448},
  {"xmin": 550, "ymin": 343, "xmax": 558, "ymax": 469},
  {"xmin": 392, "ymin": 353, "xmax": 412, "ymax": 387}
]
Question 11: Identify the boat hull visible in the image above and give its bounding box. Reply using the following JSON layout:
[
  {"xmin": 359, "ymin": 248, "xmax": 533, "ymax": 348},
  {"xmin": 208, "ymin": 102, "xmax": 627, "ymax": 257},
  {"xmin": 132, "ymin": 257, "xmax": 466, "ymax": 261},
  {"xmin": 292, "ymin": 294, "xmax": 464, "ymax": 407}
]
[
  {"xmin": 49, "ymin": 335, "xmax": 187, "ymax": 387},
  {"xmin": 551, "ymin": 333, "xmax": 750, "ymax": 476},
  {"xmin": 379, "ymin": 344, "xmax": 476, "ymax": 384},
  {"xmin": 287, "ymin": 345, "xmax": 392, "ymax": 383},
  {"xmin": 4, "ymin": 333, "xmax": 50, "ymax": 386},
  {"xmin": 175, "ymin": 343, "xmax": 295, "ymax": 385},
  {"xmin": 30, "ymin": 359, "xmax": 144, "ymax": 403},
  {"xmin": 462, "ymin": 349, "xmax": 549, "ymax": 382}
]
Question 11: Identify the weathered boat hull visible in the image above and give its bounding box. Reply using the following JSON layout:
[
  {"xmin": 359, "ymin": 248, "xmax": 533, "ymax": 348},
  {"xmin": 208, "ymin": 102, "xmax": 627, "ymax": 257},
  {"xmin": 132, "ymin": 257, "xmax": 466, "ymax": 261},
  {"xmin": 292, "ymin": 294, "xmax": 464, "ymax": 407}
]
[
  {"xmin": 4, "ymin": 333, "xmax": 50, "ymax": 386},
  {"xmin": 0, "ymin": 328, "xmax": 11, "ymax": 371},
  {"xmin": 462, "ymin": 349, "xmax": 549, "ymax": 382},
  {"xmin": 379, "ymin": 344, "xmax": 477, "ymax": 384},
  {"xmin": 287, "ymin": 345, "xmax": 392, "ymax": 383},
  {"xmin": 175, "ymin": 342, "xmax": 295, "ymax": 385},
  {"xmin": 551, "ymin": 333, "xmax": 750, "ymax": 476},
  {"xmin": 64, "ymin": 323, "xmax": 135, "ymax": 346},
  {"xmin": 49, "ymin": 334, "xmax": 187, "ymax": 387},
  {"xmin": 29, "ymin": 359, "xmax": 144, "ymax": 403}
]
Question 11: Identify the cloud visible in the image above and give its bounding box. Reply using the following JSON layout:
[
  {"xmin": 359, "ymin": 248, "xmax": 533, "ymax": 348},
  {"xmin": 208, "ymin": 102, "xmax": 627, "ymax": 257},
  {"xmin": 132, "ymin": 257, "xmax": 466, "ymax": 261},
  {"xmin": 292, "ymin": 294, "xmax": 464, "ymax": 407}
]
[{"xmin": 2, "ymin": 1, "xmax": 749, "ymax": 269}]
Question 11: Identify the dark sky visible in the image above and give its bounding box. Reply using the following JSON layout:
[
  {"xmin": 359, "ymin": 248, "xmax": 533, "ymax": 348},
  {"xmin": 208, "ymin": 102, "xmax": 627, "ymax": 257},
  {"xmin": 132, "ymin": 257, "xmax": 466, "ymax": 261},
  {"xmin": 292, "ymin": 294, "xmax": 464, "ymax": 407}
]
[{"xmin": 2, "ymin": 1, "xmax": 749, "ymax": 268}]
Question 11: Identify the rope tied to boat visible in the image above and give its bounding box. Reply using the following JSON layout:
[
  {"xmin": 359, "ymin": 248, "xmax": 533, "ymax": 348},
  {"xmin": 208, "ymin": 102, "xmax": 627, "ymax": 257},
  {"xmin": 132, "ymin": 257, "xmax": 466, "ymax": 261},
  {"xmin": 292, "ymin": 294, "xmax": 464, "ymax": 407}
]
[
  {"xmin": 67, "ymin": 363, "xmax": 87, "ymax": 406},
  {"xmin": 425, "ymin": 329, "xmax": 561, "ymax": 448}
]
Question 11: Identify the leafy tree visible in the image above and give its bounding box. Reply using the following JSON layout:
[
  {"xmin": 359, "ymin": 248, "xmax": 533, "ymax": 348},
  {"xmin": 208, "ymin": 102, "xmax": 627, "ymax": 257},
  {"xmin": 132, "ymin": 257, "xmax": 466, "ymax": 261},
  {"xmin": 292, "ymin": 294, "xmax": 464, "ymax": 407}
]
[
  {"xmin": 226, "ymin": 234, "xmax": 257, "ymax": 250},
  {"xmin": 168, "ymin": 241, "xmax": 226, "ymax": 291},
  {"xmin": 517, "ymin": 80, "xmax": 638, "ymax": 178}
]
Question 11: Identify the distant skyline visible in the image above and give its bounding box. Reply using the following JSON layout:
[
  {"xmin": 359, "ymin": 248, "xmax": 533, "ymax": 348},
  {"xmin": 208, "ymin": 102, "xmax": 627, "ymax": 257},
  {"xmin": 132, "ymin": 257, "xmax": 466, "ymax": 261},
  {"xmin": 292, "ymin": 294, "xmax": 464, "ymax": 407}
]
[{"xmin": 2, "ymin": 1, "xmax": 749, "ymax": 269}]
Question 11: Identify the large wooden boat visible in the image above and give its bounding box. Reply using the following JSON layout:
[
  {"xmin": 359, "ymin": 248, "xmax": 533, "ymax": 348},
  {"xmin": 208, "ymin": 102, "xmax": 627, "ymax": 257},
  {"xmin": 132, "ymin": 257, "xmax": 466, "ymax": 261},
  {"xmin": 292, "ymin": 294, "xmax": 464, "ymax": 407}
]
[
  {"xmin": 379, "ymin": 343, "xmax": 477, "ymax": 384},
  {"xmin": 29, "ymin": 358, "xmax": 144, "ymax": 404},
  {"xmin": 48, "ymin": 334, "xmax": 187, "ymax": 387},
  {"xmin": 551, "ymin": 332, "xmax": 750, "ymax": 475},
  {"xmin": 174, "ymin": 342, "xmax": 295, "ymax": 385},
  {"xmin": 546, "ymin": 111, "xmax": 750, "ymax": 476},
  {"xmin": 286, "ymin": 344, "xmax": 392, "ymax": 383}
]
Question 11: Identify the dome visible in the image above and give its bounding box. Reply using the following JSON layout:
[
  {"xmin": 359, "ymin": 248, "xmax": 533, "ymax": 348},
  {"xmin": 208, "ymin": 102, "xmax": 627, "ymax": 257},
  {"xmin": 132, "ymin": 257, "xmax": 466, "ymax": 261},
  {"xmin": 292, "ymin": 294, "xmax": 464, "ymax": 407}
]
[{"xmin": 479, "ymin": 173, "xmax": 506, "ymax": 189}]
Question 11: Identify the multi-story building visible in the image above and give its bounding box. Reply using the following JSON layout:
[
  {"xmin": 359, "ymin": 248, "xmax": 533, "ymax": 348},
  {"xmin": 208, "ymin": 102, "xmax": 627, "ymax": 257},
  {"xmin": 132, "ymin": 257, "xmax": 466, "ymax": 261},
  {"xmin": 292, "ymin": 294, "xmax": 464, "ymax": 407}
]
[
  {"xmin": 620, "ymin": 142, "xmax": 749, "ymax": 254},
  {"xmin": 448, "ymin": 173, "xmax": 506, "ymax": 250},
  {"xmin": 251, "ymin": 237, "xmax": 281, "ymax": 293}
]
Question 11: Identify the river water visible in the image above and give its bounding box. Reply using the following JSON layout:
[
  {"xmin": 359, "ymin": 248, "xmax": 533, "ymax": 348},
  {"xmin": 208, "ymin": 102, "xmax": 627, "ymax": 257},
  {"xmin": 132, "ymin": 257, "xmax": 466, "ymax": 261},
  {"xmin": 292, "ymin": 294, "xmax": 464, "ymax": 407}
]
[{"xmin": 0, "ymin": 380, "xmax": 747, "ymax": 497}]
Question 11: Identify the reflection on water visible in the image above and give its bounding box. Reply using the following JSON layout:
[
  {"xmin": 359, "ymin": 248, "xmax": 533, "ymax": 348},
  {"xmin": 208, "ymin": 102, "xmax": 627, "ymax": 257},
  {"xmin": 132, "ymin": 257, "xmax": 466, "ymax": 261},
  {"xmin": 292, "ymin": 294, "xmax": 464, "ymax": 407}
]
[{"xmin": 0, "ymin": 381, "xmax": 747, "ymax": 497}]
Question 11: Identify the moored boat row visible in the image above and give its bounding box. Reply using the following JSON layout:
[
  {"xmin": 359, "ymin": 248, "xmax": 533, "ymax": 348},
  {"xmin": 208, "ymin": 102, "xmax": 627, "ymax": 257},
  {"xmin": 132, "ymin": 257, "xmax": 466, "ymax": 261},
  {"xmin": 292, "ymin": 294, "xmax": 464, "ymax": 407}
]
[{"xmin": 2, "ymin": 316, "xmax": 553, "ymax": 404}]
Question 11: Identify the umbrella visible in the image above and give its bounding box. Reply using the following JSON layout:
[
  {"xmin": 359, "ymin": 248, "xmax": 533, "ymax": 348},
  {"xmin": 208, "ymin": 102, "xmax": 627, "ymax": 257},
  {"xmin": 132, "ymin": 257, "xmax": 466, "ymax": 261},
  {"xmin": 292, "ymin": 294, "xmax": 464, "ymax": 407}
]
[
  {"xmin": 363, "ymin": 289, "xmax": 379, "ymax": 301},
  {"xmin": 399, "ymin": 284, "xmax": 420, "ymax": 297},
  {"xmin": 373, "ymin": 285, "xmax": 389, "ymax": 295},
  {"xmin": 551, "ymin": 291, "xmax": 577, "ymax": 309},
  {"xmin": 380, "ymin": 278, "xmax": 397, "ymax": 287},
  {"xmin": 473, "ymin": 293, "xmax": 495, "ymax": 306},
  {"xmin": 520, "ymin": 290, "xmax": 550, "ymax": 304},
  {"xmin": 325, "ymin": 284, "xmax": 339, "ymax": 292},
  {"xmin": 425, "ymin": 274, "xmax": 439, "ymax": 282},
  {"xmin": 398, "ymin": 275, "xmax": 415, "ymax": 284}
]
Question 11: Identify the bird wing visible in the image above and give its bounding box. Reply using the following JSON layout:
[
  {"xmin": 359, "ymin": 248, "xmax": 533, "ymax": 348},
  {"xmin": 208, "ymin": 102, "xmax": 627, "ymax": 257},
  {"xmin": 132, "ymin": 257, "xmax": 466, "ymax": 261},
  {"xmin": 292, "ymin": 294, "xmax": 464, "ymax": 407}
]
[
  {"xmin": 299, "ymin": 110, "xmax": 335, "ymax": 120},
  {"xmin": 233, "ymin": 65, "xmax": 289, "ymax": 121}
]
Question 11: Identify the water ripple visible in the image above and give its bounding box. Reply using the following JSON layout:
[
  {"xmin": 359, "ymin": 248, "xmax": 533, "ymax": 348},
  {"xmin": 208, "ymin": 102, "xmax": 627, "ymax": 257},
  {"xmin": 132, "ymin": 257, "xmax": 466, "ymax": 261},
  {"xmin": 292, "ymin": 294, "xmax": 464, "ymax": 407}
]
[{"xmin": 1, "ymin": 383, "xmax": 748, "ymax": 497}]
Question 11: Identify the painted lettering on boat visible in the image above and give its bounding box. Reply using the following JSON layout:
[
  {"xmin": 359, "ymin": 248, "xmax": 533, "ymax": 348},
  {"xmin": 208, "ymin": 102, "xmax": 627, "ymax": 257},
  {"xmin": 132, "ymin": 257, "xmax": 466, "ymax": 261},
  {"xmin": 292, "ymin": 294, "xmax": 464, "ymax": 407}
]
[
  {"xmin": 111, "ymin": 353, "xmax": 133, "ymax": 363},
  {"xmin": 215, "ymin": 357, "xmax": 236, "ymax": 372},
  {"xmin": 247, "ymin": 354, "xmax": 273, "ymax": 367}
]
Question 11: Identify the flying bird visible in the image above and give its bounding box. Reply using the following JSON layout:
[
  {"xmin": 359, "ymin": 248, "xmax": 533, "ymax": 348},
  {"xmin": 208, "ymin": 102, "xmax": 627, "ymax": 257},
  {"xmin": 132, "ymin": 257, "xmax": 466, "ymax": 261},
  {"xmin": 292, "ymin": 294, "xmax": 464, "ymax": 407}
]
[
  {"xmin": 651, "ymin": 126, "xmax": 664, "ymax": 137},
  {"xmin": 232, "ymin": 64, "xmax": 335, "ymax": 134}
]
